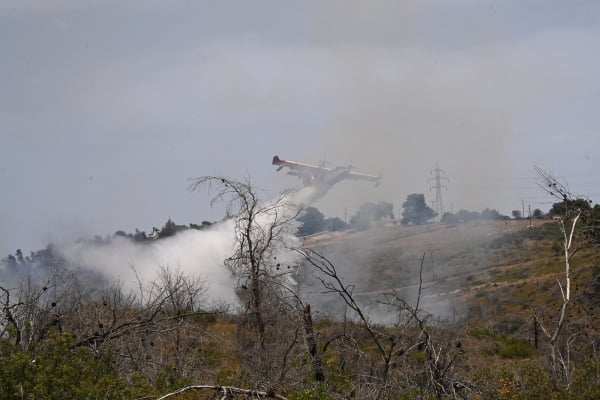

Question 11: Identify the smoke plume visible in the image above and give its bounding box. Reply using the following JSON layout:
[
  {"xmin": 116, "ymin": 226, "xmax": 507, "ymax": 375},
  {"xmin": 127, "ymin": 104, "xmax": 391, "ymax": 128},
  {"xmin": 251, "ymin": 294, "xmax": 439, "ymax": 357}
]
[
  {"xmin": 55, "ymin": 186, "xmax": 313, "ymax": 306},
  {"xmin": 57, "ymin": 221, "xmax": 238, "ymax": 304}
]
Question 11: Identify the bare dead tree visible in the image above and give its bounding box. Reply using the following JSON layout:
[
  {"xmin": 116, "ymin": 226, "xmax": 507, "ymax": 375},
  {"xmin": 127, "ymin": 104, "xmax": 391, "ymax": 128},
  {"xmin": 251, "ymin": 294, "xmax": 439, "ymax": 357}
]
[
  {"xmin": 256, "ymin": 271, "xmax": 326, "ymax": 384},
  {"xmin": 0, "ymin": 260, "xmax": 210, "ymax": 366},
  {"xmin": 301, "ymin": 303, "xmax": 325, "ymax": 382},
  {"xmin": 297, "ymin": 248, "xmax": 469, "ymax": 399},
  {"xmin": 382, "ymin": 294, "xmax": 467, "ymax": 399},
  {"xmin": 295, "ymin": 248, "xmax": 393, "ymax": 374},
  {"xmin": 189, "ymin": 176, "xmax": 317, "ymax": 391},
  {"xmin": 380, "ymin": 254, "xmax": 468, "ymax": 399},
  {"xmin": 534, "ymin": 166, "xmax": 585, "ymax": 388},
  {"xmin": 0, "ymin": 266, "xmax": 77, "ymax": 352},
  {"xmin": 0, "ymin": 263, "xmax": 218, "ymax": 384},
  {"xmin": 65, "ymin": 266, "xmax": 217, "ymax": 383},
  {"xmin": 190, "ymin": 176, "xmax": 301, "ymax": 349},
  {"xmin": 295, "ymin": 248, "xmax": 422, "ymax": 398}
]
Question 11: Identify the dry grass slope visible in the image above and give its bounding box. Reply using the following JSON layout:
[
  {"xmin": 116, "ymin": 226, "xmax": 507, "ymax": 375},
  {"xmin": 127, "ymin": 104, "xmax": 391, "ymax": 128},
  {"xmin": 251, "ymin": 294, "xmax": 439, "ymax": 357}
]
[{"xmin": 301, "ymin": 219, "xmax": 600, "ymax": 369}]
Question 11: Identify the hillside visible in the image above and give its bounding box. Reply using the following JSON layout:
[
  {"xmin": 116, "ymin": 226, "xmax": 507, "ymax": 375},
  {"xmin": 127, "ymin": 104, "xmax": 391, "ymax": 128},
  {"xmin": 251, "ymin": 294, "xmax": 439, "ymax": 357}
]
[
  {"xmin": 302, "ymin": 218, "xmax": 599, "ymax": 324},
  {"xmin": 299, "ymin": 219, "xmax": 600, "ymax": 393},
  {"xmin": 1, "ymin": 217, "xmax": 598, "ymax": 399}
]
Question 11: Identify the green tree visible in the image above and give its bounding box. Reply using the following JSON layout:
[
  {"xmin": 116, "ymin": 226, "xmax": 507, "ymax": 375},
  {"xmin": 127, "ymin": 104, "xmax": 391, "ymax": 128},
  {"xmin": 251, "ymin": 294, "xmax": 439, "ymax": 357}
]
[
  {"xmin": 0, "ymin": 332, "xmax": 153, "ymax": 399},
  {"xmin": 583, "ymin": 204, "xmax": 600, "ymax": 244},
  {"xmin": 512, "ymin": 210, "xmax": 522, "ymax": 219},
  {"xmin": 5, "ymin": 254, "xmax": 17, "ymax": 269},
  {"xmin": 441, "ymin": 212, "xmax": 459, "ymax": 224},
  {"xmin": 297, "ymin": 207, "xmax": 326, "ymax": 236},
  {"xmin": 548, "ymin": 198, "xmax": 591, "ymax": 217},
  {"xmin": 133, "ymin": 229, "xmax": 147, "ymax": 242},
  {"xmin": 113, "ymin": 230, "xmax": 130, "ymax": 238},
  {"xmin": 15, "ymin": 249, "xmax": 24, "ymax": 263},
  {"xmin": 456, "ymin": 209, "xmax": 480, "ymax": 222},
  {"xmin": 324, "ymin": 216, "xmax": 347, "ymax": 231},
  {"xmin": 160, "ymin": 218, "xmax": 189, "ymax": 238},
  {"xmin": 481, "ymin": 208, "xmax": 507, "ymax": 220},
  {"xmin": 161, "ymin": 218, "xmax": 177, "ymax": 238},
  {"xmin": 401, "ymin": 194, "xmax": 436, "ymax": 225}
]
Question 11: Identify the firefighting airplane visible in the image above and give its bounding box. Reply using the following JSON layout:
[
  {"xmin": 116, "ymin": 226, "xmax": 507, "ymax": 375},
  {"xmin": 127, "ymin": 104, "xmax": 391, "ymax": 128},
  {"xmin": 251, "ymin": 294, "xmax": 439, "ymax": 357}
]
[{"xmin": 272, "ymin": 155, "xmax": 381, "ymax": 198}]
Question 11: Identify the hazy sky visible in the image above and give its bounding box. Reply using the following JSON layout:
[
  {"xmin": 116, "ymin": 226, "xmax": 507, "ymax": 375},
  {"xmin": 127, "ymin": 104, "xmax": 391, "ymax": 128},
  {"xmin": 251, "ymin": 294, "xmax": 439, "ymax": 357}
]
[{"xmin": 2, "ymin": 0, "xmax": 600, "ymax": 255}]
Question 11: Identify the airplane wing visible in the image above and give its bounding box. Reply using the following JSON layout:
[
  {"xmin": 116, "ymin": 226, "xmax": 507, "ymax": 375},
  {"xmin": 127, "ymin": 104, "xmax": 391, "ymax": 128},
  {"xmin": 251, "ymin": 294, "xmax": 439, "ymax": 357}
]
[
  {"xmin": 272, "ymin": 155, "xmax": 331, "ymax": 173},
  {"xmin": 347, "ymin": 171, "xmax": 382, "ymax": 186},
  {"xmin": 272, "ymin": 155, "xmax": 381, "ymax": 187}
]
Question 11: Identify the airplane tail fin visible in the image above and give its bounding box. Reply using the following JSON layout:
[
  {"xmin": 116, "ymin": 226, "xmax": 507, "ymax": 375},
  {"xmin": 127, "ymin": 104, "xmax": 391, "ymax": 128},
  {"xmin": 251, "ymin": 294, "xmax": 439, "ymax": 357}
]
[{"xmin": 272, "ymin": 155, "xmax": 282, "ymax": 165}]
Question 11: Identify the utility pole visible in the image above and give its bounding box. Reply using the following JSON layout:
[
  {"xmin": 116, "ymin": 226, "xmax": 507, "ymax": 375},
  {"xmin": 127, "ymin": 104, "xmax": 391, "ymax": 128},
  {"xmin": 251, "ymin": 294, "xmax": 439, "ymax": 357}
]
[{"xmin": 429, "ymin": 163, "xmax": 449, "ymax": 220}]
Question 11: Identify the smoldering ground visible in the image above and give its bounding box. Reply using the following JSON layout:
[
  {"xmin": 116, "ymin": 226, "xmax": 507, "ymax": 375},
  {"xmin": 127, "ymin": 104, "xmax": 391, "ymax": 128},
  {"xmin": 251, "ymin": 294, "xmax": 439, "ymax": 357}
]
[{"xmin": 296, "ymin": 221, "xmax": 509, "ymax": 323}]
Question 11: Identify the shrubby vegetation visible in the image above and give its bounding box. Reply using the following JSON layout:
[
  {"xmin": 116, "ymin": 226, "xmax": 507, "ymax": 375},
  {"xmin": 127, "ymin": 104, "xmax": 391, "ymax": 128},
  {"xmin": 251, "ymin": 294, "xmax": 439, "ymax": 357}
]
[
  {"xmin": 2, "ymin": 177, "xmax": 600, "ymax": 399},
  {"xmin": 0, "ymin": 332, "xmax": 154, "ymax": 399},
  {"xmin": 114, "ymin": 218, "xmax": 215, "ymax": 242},
  {"xmin": 401, "ymin": 193, "xmax": 437, "ymax": 225},
  {"xmin": 296, "ymin": 207, "xmax": 347, "ymax": 236},
  {"xmin": 441, "ymin": 208, "xmax": 509, "ymax": 224}
]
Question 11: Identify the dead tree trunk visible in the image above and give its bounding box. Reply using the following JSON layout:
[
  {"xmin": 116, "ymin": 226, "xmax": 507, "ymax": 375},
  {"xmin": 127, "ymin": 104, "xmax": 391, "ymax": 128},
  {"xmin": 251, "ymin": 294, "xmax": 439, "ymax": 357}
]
[
  {"xmin": 302, "ymin": 303, "xmax": 325, "ymax": 382},
  {"xmin": 534, "ymin": 166, "xmax": 584, "ymax": 389}
]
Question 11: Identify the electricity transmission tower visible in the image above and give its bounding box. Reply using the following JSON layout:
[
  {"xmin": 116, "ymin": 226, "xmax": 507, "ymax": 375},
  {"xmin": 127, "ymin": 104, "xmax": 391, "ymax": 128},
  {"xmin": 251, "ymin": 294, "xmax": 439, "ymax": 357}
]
[{"xmin": 429, "ymin": 163, "xmax": 449, "ymax": 220}]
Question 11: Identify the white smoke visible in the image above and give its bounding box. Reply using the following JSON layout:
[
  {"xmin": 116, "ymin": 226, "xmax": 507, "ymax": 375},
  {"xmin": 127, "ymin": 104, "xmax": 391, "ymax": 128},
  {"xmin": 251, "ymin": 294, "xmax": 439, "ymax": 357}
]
[
  {"xmin": 56, "ymin": 187, "xmax": 311, "ymax": 306},
  {"xmin": 58, "ymin": 221, "xmax": 238, "ymax": 304}
]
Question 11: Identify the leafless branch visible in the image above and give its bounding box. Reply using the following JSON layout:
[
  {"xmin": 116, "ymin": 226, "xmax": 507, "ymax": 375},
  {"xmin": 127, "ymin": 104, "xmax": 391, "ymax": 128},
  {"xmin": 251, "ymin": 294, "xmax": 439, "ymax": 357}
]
[
  {"xmin": 154, "ymin": 385, "xmax": 289, "ymax": 400},
  {"xmin": 295, "ymin": 248, "xmax": 389, "ymax": 361}
]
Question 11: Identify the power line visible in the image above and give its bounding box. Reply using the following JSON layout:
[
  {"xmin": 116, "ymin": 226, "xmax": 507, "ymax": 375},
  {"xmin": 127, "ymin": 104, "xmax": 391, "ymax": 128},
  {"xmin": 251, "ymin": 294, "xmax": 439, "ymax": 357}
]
[{"xmin": 429, "ymin": 163, "xmax": 449, "ymax": 219}]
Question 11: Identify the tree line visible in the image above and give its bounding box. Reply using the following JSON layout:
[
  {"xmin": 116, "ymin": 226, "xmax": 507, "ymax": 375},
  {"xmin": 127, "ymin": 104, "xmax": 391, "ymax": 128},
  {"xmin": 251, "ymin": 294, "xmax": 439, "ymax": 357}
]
[{"xmin": 296, "ymin": 192, "xmax": 513, "ymax": 236}]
